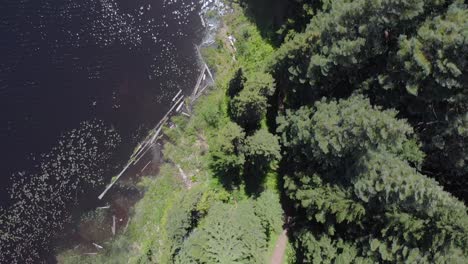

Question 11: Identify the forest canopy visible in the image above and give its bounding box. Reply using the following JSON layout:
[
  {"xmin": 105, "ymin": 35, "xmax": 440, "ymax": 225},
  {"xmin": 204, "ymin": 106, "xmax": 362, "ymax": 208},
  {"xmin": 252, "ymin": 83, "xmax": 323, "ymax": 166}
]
[{"xmin": 240, "ymin": 0, "xmax": 467, "ymax": 262}]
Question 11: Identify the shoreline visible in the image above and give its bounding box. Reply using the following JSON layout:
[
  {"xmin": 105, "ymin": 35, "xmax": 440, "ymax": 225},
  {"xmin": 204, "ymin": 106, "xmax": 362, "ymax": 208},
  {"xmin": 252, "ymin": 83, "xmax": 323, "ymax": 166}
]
[
  {"xmin": 57, "ymin": 2, "xmax": 286, "ymax": 262},
  {"xmin": 55, "ymin": 2, "xmax": 228, "ymax": 260}
]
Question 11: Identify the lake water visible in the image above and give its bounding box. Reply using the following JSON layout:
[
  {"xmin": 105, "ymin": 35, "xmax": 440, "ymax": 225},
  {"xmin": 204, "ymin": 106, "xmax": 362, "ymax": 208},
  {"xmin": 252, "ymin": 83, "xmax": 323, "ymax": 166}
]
[{"xmin": 0, "ymin": 0, "xmax": 209, "ymax": 261}]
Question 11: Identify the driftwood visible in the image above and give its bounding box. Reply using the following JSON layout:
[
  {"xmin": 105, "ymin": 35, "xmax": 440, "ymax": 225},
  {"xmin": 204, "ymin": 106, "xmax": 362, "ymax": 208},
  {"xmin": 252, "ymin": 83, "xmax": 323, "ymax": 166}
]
[
  {"xmin": 97, "ymin": 43, "xmax": 215, "ymax": 200},
  {"xmin": 176, "ymin": 101, "xmax": 185, "ymax": 112},
  {"xmin": 171, "ymin": 89, "xmax": 182, "ymax": 102},
  {"xmin": 204, "ymin": 63, "xmax": 215, "ymax": 82},
  {"xmin": 141, "ymin": 161, "xmax": 152, "ymax": 173},
  {"xmin": 176, "ymin": 164, "xmax": 191, "ymax": 189},
  {"xmin": 112, "ymin": 215, "xmax": 116, "ymax": 236},
  {"xmin": 92, "ymin": 243, "xmax": 103, "ymax": 250},
  {"xmin": 192, "ymin": 67, "xmax": 206, "ymax": 97},
  {"xmin": 98, "ymin": 162, "xmax": 132, "ymax": 200}
]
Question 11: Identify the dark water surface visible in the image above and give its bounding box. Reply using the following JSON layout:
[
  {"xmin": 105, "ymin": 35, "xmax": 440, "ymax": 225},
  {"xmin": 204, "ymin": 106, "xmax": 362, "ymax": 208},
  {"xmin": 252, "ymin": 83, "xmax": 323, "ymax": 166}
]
[{"xmin": 0, "ymin": 0, "xmax": 205, "ymax": 261}]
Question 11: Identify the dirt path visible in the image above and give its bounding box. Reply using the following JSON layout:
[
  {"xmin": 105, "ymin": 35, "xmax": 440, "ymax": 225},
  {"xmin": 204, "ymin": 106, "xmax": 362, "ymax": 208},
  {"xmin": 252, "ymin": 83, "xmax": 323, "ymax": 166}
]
[{"xmin": 270, "ymin": 229, "xmax": 288, "ymax": 264}]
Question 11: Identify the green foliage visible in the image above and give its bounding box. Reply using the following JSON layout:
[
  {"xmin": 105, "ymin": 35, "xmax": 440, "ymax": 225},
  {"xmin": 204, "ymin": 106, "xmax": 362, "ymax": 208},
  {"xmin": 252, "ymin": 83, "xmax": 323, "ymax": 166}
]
[
  {"xmin": 227, "ymin": 68, "xmax": 247, "ymax": 98},
  {"xmin": 277, "ymin": 94, "xmax": 424, "ymax": 169},
  {"xmin": 228, "ymin": 70, "xmax": 276, "ymax": 132},
  {"xmin": 284, "ymin": 173, "xmax": 366, "ymax": 228},
  {"xmin": 246, "ymin": 71, "xmax": 276, "ymax": 97},
  {"xmin": 393, "ymin": 3, "xmax": 467, "ymax": 101},
  {"xmin": 382, "ymin": 3, "xmax": 468, "ymax": 197},
  {"xmin": 295, "ymin": 230, "xmax": 372, "ymax": 264},
  {"xmin": 160, "ymin": 186, "xmax": 211, "ymax": 263},
  {"xmin": 278, "ymin": 96, "xmax": 468, "ymax": 262},
  {"xmin": 209, "ymin": 121, "xmax": 246, "ymax": 186},
  {"xmin": 242, "ymin": 128, "xmax": 281, "ymax": 171},
  {"xmin": 175, "ymin": 202, "xmax": 268, "ymax": 264},
  {"xmin": 225, "ymin": 4, "xmax": 275, "ymax": 74},
  {"xmin": 272, "ymin": 0, "xmax": 454, "ymax": 97},
  {"xmin": 229, "ymin": 87, "xmax": 268, "ymax": 131},
  {"xmin": 193, "ymin": 88, "xmax": 227, "ymax": 130},
  {"xmin": 227, "ymin": 70, "xmax": 275, "ymax": 133},
  {"xmin": 253, "ymin": 190, "xmax": 284, "ymax": 240},
  {"xmin": 241, "ymin": 128, "xmax": 281, "ymax": 193},
  {"xmin": 271, "ymin": 0, "xmax": 467, "ymax": 200}
]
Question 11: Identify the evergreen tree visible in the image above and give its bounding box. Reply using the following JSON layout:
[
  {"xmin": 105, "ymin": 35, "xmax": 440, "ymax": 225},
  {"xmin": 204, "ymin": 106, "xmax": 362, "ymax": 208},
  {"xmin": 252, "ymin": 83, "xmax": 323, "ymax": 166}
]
[
  {"xmin": 227, "ymin": 68, "xmax": 246, "ymax": 98},
  {"xmin": 242, "ymin": 128, "xmax": 281, "ymax": 173},
  {"xmin": 209, "ymin": 122, "xmax": 246, "ymax": 186},
  {"xmin": 377, "ymin": 3, "xmax": 468, "ymax": 198},
  {"xmin": 277, "ymin": 94, "xmax": 424, "ymax": 169},
  {"xmin": 160, "ymin": 187, "xmax": 207, "ymax": 263},
  {"xmin": 278, "ymin": 95, "xmax": 468, "ymax": 262},
  {"xmin": 272, "ymin": 0, "xmax": 457, "ymax": 102},
  {"xmin": 228, "ymin": 72, "xmax": 275, "ymax": 132},
  {"xmin": 254, "ymin": 190, "xmax": 284, "ymax": 241},
  {"xmin": 175, "ymin": 202, "xmax": 267, "ymax": 264},
  {"xmin": 229, "ymin": 87, "xmax": 268, "ymax": 132},
  {"xmin": 270, "ymin": 0, "xmax": 467, "ymax": 200},
  {"xmin": 242, "ymin": 128, "xmax": 281, "ymax": 193}
]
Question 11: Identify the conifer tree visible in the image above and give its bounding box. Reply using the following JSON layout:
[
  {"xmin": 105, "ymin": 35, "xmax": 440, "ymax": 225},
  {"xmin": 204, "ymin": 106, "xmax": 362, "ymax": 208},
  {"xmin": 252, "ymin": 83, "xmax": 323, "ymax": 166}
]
[
  {"xmin": 242, "ymin": 128, "xmax": 281, "ymax": 173},
  {"xmin": 270, "ymin": 0, "xmax": 467, "ymax": 200},
  {"xmin": 175, "ymin": 202, "xmax": 267, "ymax": 264},
  {"xmin": 227, "ymin": 68, "xmax": 246, "ymax": 98},
  {"xmin": 278, "ymin": 95, "xmax": 468, "ymax": 262},
  {"xmin": 209, "ymin": 122, "xmax": 246, "ymax": 186},
  {"xmin": 229, "ymin": 87, "xmax": 268, "ymax": 132},
  {"xmin": 253, "ymin": 190, "xmax": 284, "ymax": 240}
]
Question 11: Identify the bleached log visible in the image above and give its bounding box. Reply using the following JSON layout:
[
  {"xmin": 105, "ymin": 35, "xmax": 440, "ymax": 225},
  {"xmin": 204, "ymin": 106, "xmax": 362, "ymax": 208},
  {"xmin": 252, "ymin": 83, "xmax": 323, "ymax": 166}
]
[
  {"xmin": 176, "ymin": 101, "xmax": 185, "ymax": 112},
  {"xmin": 112, "ymin": 215, "xmax": 116, "ymax": 236},
  {"xmin": 204, "ymin": 63, "xmax": 214, "ymax": 82},
  {"xmin": 93, "ymin": 243, "xmax": 103, "ymax": 250},
  {"xmin": 176, "ymin": 164, "xmax": 190, "ymax": 188},
  {"xmin": 141, "ymin": 161, "xmax": 152, "ymax": 173},
  {"xmin": 171, "ymin": 89, "xmax": 182, "ymax": 102},
  {"xmin": 98, "ymin": 162, "xmax": 132, "ymax": 200},
  {"xmin": 192, "ymin": 67, "xmax": 206, "ymax": 97},
  {"xmin": 134, "ymin": 94, "xmax": 184, "ymax": 165},
  {"xmin": 133, "ymin": 143, "xmax": 154, "ymax": 165}
]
